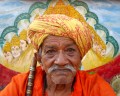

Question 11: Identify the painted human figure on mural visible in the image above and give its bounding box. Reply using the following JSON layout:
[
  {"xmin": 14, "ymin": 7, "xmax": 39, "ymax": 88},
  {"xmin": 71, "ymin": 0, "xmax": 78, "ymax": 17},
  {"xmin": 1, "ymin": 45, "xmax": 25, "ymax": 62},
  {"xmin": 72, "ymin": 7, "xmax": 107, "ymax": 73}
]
[
  {"xmin": 10, "ymin": 35, "xmax": 21, "ymax": 58},
  {"xmin": 101, "ymin": 49, "xmax": 106, "ymax": 56},
  {"xmin": 4, "ymin": 51, "xmax": 13, "ymax": 63},
  {"xmin": 19, "ymin": 29, "xmax": 28, "ymax": 51},
  {"xmin": 20, "ymin": 40, "xmax": 28, "ymax": 51},
  {"xmin": 3, "ymin": 42, "xmax": 13, "ymax": 63},
  {"xmin": 11, "ymin": 46, "xmax": 21, "ymax": 58},
  {"xmin": 16, "ymin": 29, "xmax": 35, "ymax": 72}
]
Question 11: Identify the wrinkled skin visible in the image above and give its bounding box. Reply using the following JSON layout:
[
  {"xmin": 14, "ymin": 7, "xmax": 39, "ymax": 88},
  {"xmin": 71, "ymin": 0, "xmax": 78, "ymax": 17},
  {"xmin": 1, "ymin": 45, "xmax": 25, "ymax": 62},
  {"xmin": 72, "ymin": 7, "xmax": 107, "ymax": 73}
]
[{"xmin": 38, "ymin": 35, "xmax": 81, "ymax": 96}]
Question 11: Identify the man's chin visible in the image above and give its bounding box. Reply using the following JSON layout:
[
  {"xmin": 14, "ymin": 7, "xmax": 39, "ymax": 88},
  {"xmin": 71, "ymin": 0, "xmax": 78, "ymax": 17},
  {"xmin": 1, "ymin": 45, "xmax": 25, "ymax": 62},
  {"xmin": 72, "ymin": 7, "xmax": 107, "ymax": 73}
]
[
  {"xmin": 51, "ymin": 75, "xmax": 74, "ymax": 84},
  {"xmin": 52, "ymin": 77, "xmax": 69, "ymax": 84},
  {"xmin": 50, "ymin": 69, "xmax": 72, "ymax": 76}
]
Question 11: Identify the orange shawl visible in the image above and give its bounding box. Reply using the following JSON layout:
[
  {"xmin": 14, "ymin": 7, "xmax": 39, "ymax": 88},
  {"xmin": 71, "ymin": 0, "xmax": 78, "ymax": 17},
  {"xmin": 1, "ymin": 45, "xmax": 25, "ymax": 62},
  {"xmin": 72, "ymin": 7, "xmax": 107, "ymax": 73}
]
[{"xmin": 0, "ymin": 66, "xmax": 116, "ymax": 96}]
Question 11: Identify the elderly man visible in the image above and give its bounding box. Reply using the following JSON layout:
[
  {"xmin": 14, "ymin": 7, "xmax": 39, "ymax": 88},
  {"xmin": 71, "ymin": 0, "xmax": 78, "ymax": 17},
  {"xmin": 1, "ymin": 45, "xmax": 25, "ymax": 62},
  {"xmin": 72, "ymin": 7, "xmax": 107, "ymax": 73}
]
[{"xmin": 0, "ymin": 14, "xmax": 116, "ymax": 96}]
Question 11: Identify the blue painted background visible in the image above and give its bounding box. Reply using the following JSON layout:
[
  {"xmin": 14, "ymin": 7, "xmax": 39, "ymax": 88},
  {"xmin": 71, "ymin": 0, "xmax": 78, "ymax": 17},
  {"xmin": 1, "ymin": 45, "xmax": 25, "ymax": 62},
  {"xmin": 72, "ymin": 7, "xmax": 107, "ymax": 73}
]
[{"xmin": 0, "ymin": 0, "xmax": 120, "ymax": 51}]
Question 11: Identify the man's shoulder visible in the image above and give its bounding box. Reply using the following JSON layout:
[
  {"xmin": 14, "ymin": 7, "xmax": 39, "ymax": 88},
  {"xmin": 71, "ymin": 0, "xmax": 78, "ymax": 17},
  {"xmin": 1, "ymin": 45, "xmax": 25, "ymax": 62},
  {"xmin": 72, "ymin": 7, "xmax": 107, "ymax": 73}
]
[
  {"xmin": 77, "ymin": 70, "xmax": 97, "ymax": 77},
  {"xmin": 76, "ymin": 70, "xmax": 103, "ymax": 82},
  {"xmin": 12, "ymin": 66, "xmax": 42, "ymax": 83},
  {"xmin": 74, "ymin": 70, "xmax": 116, "ymax": 95},
  {"xmin": 12, "ymin": 70, "xmax": 29, "ymax": 85}
]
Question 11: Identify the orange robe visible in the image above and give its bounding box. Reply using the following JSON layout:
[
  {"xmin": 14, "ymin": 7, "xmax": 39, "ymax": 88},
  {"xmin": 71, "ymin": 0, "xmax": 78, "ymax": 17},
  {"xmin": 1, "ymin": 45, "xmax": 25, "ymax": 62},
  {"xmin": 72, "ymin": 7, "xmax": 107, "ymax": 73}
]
[{"xmin": 0, "ymin": 67, "xmax": 116, "ymax": 96}]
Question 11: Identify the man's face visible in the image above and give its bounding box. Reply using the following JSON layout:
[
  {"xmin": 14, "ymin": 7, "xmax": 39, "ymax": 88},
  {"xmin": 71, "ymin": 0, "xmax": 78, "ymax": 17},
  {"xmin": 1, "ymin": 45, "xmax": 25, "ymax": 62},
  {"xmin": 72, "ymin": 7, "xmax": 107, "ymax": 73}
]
[
  {"xmin": 11, "ymin": 46, "xmax": 21, "ymax": 58},
  {"xmin": 40, "ymin": 35, "xmax": 81, "ymax": 84}
]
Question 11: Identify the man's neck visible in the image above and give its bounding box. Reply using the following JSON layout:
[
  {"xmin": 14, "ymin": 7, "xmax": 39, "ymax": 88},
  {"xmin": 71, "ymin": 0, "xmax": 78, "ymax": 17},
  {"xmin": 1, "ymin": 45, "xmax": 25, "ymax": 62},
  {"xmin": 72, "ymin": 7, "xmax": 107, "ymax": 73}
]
[
  {"xmin": 45, "ymin": 76, "xmax": 73, "ymax": 96},
  {"xmin": 46, "ymin": 83, "xmax": 72, "ymax": 96}
]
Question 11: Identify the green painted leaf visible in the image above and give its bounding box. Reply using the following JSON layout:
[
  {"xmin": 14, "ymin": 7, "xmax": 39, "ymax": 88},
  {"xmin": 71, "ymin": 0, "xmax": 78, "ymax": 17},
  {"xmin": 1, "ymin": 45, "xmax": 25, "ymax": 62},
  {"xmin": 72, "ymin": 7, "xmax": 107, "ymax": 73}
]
[
  {"xmin": 106, "ymin": 36, "xmax": 119, "ymax": 57},
  {"xmin": 1, "ymin": 26, "xmax": 18, "ymax": 38},
  {"xmin": 0, "ymin": 37, "xmax": 5, "ymax": 47},
  {"xmin": 70, "ymin": 1, "xmax": 89, "ymax": 11},
  {"xmin": 88, "ymin": 71, "xmax": 95, "ymax": 75},
  {"xmin": 14, "ymin": 13, "xmax": 30, "ymax": 27},
  {"xmin": 85, "ymin": 11, "xmax": 99, "ymax": 23},
  {"xmin": 95, "ymin": 23, "xmax": 109, "ymax": 38},
  {"xmin": 46, "ymin": 0, "xmax": 52, "ymax": 5},
  {"xmin": 28, "ymin": 2, "xmax": 47, "ymax": 14}
]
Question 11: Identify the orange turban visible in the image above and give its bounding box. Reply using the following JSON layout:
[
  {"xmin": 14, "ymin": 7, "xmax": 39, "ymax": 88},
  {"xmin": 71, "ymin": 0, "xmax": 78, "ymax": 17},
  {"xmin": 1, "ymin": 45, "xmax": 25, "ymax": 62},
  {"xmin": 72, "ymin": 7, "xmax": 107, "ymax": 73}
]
[{"xmin": 28, "ymin": 14, "xmax": 92, "ymax": 58}]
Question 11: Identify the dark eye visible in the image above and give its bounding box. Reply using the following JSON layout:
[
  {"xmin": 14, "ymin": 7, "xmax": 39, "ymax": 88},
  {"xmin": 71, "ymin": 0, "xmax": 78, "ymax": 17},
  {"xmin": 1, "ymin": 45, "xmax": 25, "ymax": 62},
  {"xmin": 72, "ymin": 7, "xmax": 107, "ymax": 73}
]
[
  {"xmin": 46, "ymin": 49, "xmax": 56, "ymax": 55},
  {"xmin": 66, "ymin": 48, "xmax": 75, "ymax": 55},
  {"xmin": 67, "ymin": 48, "xmax": 75, "ymax": 52}
]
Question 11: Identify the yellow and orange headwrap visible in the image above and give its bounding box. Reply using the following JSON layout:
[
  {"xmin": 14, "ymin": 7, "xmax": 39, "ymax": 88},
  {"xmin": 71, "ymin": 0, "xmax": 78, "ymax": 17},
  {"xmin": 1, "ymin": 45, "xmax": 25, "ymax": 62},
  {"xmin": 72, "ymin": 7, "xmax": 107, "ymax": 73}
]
[{"xmin": 28, "ymin": 14, "xmax": 93, "ymax": 58}]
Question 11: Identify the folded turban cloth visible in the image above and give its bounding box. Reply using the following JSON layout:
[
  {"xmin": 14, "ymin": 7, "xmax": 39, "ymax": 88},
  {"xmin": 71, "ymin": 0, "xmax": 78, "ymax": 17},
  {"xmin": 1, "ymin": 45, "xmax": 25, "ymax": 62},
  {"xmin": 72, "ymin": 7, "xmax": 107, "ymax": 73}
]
[{"xmin": 28, "ymin": 14, "xmax": 93, "ymax": 58}]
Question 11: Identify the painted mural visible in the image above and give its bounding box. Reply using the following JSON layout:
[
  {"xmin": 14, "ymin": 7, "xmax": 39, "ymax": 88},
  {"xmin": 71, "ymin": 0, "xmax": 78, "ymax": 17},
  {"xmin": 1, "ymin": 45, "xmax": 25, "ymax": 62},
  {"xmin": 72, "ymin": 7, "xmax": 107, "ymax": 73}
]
[{"xmin": 0, "ymin": 0, "xmax": 120, "ymax": 93}]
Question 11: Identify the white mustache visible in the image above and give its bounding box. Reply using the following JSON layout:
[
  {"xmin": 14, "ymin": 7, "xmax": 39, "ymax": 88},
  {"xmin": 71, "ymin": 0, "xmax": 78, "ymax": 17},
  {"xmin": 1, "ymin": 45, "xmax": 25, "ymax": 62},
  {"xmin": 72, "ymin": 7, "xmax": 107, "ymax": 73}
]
[{"xmin": 48, "ymin": 64, "xmax": 76, "ymax": 73}]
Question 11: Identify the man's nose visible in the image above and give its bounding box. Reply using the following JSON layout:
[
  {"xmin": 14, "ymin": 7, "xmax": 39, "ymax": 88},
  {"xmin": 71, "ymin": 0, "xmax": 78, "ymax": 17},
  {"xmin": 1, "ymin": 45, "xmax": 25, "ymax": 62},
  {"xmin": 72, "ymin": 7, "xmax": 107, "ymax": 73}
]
[{"xmin": 54, "ymin": 51, "xmax": 69, "ymax": 66}]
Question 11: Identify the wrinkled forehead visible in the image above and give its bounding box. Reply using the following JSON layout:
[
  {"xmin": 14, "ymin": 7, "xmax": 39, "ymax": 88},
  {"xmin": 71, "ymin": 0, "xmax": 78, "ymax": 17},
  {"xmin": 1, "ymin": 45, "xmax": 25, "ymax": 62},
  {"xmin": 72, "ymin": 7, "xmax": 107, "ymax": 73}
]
[{"xmin": 42, "ymin": 35, "xmax": 77, "ymax": 47}]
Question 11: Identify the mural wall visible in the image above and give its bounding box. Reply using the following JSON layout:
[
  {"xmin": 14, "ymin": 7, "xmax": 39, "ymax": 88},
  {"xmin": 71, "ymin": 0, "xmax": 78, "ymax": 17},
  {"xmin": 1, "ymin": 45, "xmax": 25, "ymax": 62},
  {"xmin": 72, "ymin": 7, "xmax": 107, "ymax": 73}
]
[{"xmin": 0, "ymin": 0, "xmax": 120, "ymax": 93}]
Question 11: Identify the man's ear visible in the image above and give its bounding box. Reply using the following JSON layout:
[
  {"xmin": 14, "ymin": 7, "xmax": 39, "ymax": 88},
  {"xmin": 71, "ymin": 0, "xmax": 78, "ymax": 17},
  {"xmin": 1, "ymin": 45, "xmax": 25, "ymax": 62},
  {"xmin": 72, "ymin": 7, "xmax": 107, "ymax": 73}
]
[
  {"xmin": 36, "ymin": 47, "xmax": 42, "ymax": 63},
  {"xmin": 36, "ymin": 52, "xmax": 41, "ymax": 64},
  {"xmin": 36, "ymin": 52, "xmax": 44, "ymax": 70}
]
